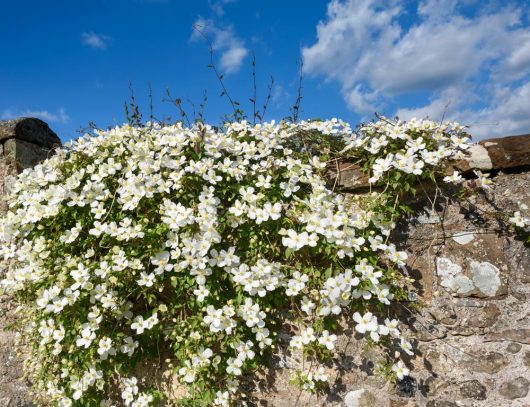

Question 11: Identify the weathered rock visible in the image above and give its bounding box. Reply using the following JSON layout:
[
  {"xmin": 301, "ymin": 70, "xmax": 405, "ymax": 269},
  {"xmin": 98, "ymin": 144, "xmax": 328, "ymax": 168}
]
[
  {"xmin": 451, "ymin": 231, "xmax": 475, "ymax": 245},
  {"xmin": 435, "ymin": 256, "xmax": 506, "ymax": 298},
  {"xmin": 469, "ymin": 261, "xmax": 502, "ymax": 297},
  {"xmin": 326, "ymin": 159, "xmax": 369, "ymax": 190},
  {"xmin": 344, "ymin": 388, "xmax": 379, "ymax": 407},
  {"xmin": 468, "ymin": 303, "xmax": 500, "ymax": 328},
  {"xmin": 480, "ymin": 134, "xmax": 530, "ymax": 169},
  {"xmin": 426, "ymin": 401, "xmax": 458, "ymax": 407},
  {"xmin": 506, "ymin": 342, "xmax": 522, "ymax": 354},
  {"xmin": 3, "ymin": 138, "xmax": 54, "ymax": 170},
  {"xmin": 459, "ymin": 379, "xmax": 487, "ymax": 400},
  {"xmin": 484, "ymin": 329, "xmax": 530, "ymax": 345},
  {"xmin": 460, "ymin": 351, "xmax": 508, "ymax": 374},
  {"xmin": 499, "ymin": 377, "xmax": 530, "ymax": 400},
  {"xmin": 524, "ymin": 352, "xmax": 530, "ymax": 368},
  {"xmin": 0, "ymin": 117, "xmax": 61, "ymax": 149},
  {"xmin": 390, "ymin": 399, "xmax": 417, "ymax": 407},
  {"xmin": 411, "ymin": 319, "xmax": 447, "ymax": 341},
  {"xmin": 428, "ymin": 300, "xmax": 457, "ymax": 325}
]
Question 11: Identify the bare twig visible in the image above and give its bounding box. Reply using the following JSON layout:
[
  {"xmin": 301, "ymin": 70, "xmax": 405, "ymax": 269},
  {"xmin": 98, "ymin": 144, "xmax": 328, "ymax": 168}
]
[
  {"xmin": 260, "ymin": 75, "xmax": 275, "ymax": 123},
  {"xmin": 192, "ymin": 23, "xmax": 239, "ymax": 116},
  {"xmin": 199, "ymin": 90, "xmax": 208, "ymax": 122},
  {"xmin": 251, "ymin": 54, "xmax": 258, "ymax": 125},
  {"xmin": 125, "ymin": 81, "xmax": 143, "ymax": 127},
  {"xmin": 291, "ymin": 58, "xmax": 304, "ymax": 123},
  {"xmin": 148, "ymin": 83, "xmax": 154, "ymax": 125},
  {"xmin": 163, "ymin": 88, "xmax": 191, "ymax": 127}
]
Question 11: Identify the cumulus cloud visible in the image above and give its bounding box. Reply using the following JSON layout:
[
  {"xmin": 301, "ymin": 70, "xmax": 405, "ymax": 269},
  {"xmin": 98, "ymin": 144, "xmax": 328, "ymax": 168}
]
[
  {"xmin": 1, "ymin": 107, "xmax": 70, "ymax": 124},
  {"xmin": 303, "ymin": 0, "xmax": 530, "ymax": 138},
  {"xmin": 81, "ymin": 32, "xmax": 112, "ymax": 49},
  {"xmin": 191, "ymin": 18, "xmax": 248, "ymax": 74}
]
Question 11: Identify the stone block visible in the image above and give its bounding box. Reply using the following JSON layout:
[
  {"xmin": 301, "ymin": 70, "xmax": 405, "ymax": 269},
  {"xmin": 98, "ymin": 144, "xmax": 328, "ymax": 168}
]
[
  {"xmin": 3, "ymin": 138, "xmax": 54, "ymax": 170},
  {"xmin": 499, "ymin": 377, "xmax": 530, "ymax": 400},
  {"xmin": 326, "ymin": 159, "xmax": 369, "ymax": 190},
  {"xmin": 480, "ymin": 134, "xmax": 530, "ymax": 169},
  {"xmin": 459, "ymin": 380, "xmax": 487, "ymax": 400},
  {"xmin": 0, "ymin": 117, "xmax": 60, "ymax": 149}
]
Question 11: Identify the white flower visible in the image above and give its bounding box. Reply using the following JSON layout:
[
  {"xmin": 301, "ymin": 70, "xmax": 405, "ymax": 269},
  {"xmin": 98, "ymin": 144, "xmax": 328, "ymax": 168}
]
[
  {"xmin": 76, "ymin": 324, "xmax": 96, "ymax": 348},
  {"xmin": 509, "ymin": 211, "xmax": 529, "ymax": 228},
  {"xmin": 290, "ymin": 335, "xmax": 303, "ymax": 350},
  {"xmin": 194, "ymin": 285, "xmax": 210, "ymax": 301},
  {"xmin": 353, "ymin": 312, "xmax": 378, "ymax": 334},
  {"xmin": 300, "ymin": 327, "xmax": 316, "ymax": 345},
  {"xmin": 88, "ymin": 221, "xmax": 107, "ymax": 237},
  {"xmin": 121, "ymin": 336, "xmax": 139, "ymax": 356},
  {"xmin": 226, "ymin": 357, "xmax": 243, "ymax": 376},
  {"xmin": 131, "ymin": 316, "xmax": 149, "ymax": 334},
  {"xmin": 443, "ymin": 171, "xmax": 463, "ymax": 184},
  {"xmin": 214, "ymin": 391, "xmax": 230, "ymax": 406},
  {"xmin": 97, "ymin": 337, "xmax": 116, "ymax": 360},
  {"xmin": 318, "ymin": 330, "xmax": 337, "ymax": 350},
  {"xmin": 400, "ymin": 338, "xmax": 414, "ymax": 356},
  {"xmin": 137, "ymin": 272, "xmax": 155, "ymax": 287},
  {"xmin": 301, "ymin": 296, "xmax": 315, "ymax": 315},
  {"xmin": 392, "ymin": 360, "xmax": 410, "ymax": 380},
  {"xmin": 282, "ymin": 230, "xmax": 317, "ymax": 251}
]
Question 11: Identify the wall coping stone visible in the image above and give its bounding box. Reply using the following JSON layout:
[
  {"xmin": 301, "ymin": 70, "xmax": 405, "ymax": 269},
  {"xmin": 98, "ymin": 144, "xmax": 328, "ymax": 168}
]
[
  {"xmin": 327, "ymin": 133, "xmax": 530, "ymax": 191},
  {"xmin": 0, "ymin": 117, "xmax": 61, "ymax": 149}
]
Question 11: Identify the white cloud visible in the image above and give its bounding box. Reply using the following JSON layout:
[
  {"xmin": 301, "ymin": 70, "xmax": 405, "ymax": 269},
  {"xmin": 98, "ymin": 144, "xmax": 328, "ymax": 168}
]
[
  {"xmin": 460, "ymin": 82, "xmax": 530, "ymax": 139},
  {"xmin": 209, "ymin": 0, "xmax": 238, "ymax": 16},
  {"xmin": 81, "ymin": 32, "xmax": 112, "ymax": 49},
  {"xmin": 1, "ymin": 107, "xmax": 70, "ymax": 124},
  {"xmin": 191, "ymin": 18, "xmax": 248, "ymax": 74},
  {"xmin": 303, "ymin": 0, "xmax": 530, "ymax": 138}
]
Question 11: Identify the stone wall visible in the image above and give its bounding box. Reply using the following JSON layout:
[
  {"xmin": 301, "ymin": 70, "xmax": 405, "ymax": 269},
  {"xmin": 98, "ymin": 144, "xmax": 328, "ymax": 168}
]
[
  {"xmin": 251, "ymin": 135, "xmax": 530, "ymax": 407},
  {"xmin": 0, "ymin": 118, "xmax": 61, "ymax": 406},
  {"xmin": 0, "ymin": 118, "xmax": 528, "ymax": 407}
]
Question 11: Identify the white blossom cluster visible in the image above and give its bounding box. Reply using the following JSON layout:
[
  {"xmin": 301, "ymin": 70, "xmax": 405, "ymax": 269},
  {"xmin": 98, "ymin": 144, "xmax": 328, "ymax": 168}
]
[
  {"xmin": 343, "ymin": 117, "xmax": 470, "ymax": 184},
  {"xmin": 0, "ymin": 117, "xmax": 471, "ymax": 405}
]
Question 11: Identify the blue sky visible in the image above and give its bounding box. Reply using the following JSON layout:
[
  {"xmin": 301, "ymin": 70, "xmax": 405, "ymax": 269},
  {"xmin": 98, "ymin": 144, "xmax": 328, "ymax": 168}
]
[{"xmin": 1, "ymin": 0, "xmax": 529, "ymax": 142}]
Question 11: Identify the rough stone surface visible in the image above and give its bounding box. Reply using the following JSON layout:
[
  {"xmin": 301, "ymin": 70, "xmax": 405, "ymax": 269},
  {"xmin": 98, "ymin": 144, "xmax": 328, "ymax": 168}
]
[
  {"xmin": 0, "ymin": 117, "xmax": 61, "ymax": 149},
  {"xmin": 524, "ymin": 352, "xmax": 530, "ymax": 368},
  {"xmin": 507, "ymin": 342, "xmax": 522, "ymax": 353},
  {"xmin": 459, "ymin": 379, "xmax": 487, "ymax": 400},
  {"xmin": 0, "ymin": 119, "xmax": 61, "ymax": 406},
  {"xmin": 485, "ymin": 328, "xmax": 530, "ymax": 344},
  {"xmin": 466, "ymin": 144, "xmax": 493, "ymax": 170},
  {"xmin": 326, "ymin": 159, "xmax": 369, "ymax": 190},
  {"xmin": 480, "ymin": 134, "xmax": 530, "ymax": 169},
  {"xmin": 344, "ymin": 389, "xmax": 379, "ymax": 407},
  {"xmin": 499, "ymin": 377, "xmax": 530, "ymax": 400},
  {"xmin": 4, "ymin": 138, "xmax": 54, "ymax": 170},
  {"xmin": 459, "ymin": 351, "xmax": 509, "ymax": 374}
]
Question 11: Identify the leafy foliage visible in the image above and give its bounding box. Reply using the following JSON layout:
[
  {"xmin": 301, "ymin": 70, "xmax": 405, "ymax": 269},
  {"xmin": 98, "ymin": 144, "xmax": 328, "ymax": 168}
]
[{"xmin": 0, "ymin": 117, "xmax": 470, "ymax": 406}]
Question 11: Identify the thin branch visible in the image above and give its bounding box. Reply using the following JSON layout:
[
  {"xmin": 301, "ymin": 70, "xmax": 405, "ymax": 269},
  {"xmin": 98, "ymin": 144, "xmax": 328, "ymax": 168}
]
[
  {"xmin": 251, "ymin": 54, "xmax": 257, "ymax": 125},
  {"xmin": 163, "ymin": 88, "xmax": 191, "ymax": 127},
  {"xmin": 148, "ymin": 83, "xmax": 154, "ymax": 125},
  {"xmin": 291, "ymin": 59, "xmax": 304, "ymax": 123},
  {"xmin": 199, "ymin": 90, "xmax": 208, "ymax": 122},
  {"xmin": 260, "ymin": 76, "xmax": 275, "ymax": 124},
  {"xmin": 126, "ymin": 81, "xmax": 143, "ymax": 127},
  {"xmin": 192, "ymin": 23, "xmax": 238, "ymax": 116}
]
